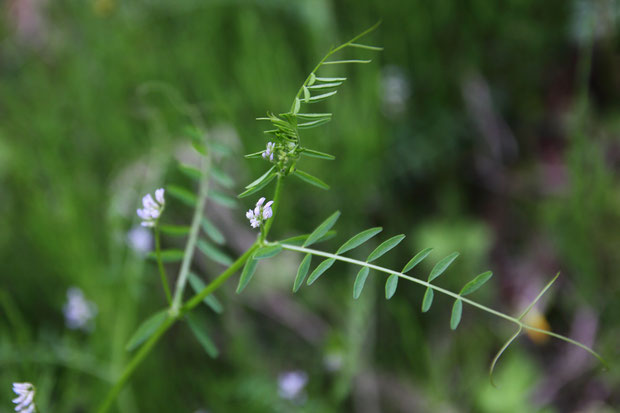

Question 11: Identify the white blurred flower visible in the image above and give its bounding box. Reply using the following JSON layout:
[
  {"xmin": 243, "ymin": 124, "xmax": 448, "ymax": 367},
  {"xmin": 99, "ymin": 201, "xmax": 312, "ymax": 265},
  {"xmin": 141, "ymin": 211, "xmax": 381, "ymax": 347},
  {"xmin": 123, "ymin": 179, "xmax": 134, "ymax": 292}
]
[
  {"xmin": 63, "ymin": 287, "xmax": 97, "ymax": 331},
  {"xmin": 262, "ymin": 142, "xmax": 275, "ymax": 162},
  {"xmin": 12, "ymin": 382, "xmax": 35, "ymax": 413},
  {"xmin": 278, "ymin": 370, "xmax": 308, "ymax": 401},
  {"xmin": 137, "ymin": 188, "xmax": 165, "ymax": 227},
  {"xmin": 126, "ymin": 226, "xmax": 153, "ymax": 254},
  {"xmin": 381, "ymin": 65, "xmax": 410, "ymax": 118},
  {"xmin": 245, "ymin": 197, "xmax": 274, "ymax": 229}
]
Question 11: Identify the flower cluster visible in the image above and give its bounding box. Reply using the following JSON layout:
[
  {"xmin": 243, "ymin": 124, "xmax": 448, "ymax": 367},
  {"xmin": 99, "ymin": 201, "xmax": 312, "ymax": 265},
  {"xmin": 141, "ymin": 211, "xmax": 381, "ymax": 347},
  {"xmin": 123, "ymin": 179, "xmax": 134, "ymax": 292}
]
[
  {"xmin": 277, "ymin": 370, "xmax": 308, "ymax": 402},
  {"xmin": 63, "ymin": 287, "xmax": 97, "ymax": 331},
  {"xmin": 262, "ymin": 142, "xmax": 275, "ymax": 162},
  {"xmin": 136, "ymin": 188, "xmax": 165, "ymax": 227},
  {"xmin": 245, "ymin": 197, "xmax": 273, "ymax": 229},
  {"xmin": 12, "ymin": 382, "xmax": 35, "ymax": 413}
]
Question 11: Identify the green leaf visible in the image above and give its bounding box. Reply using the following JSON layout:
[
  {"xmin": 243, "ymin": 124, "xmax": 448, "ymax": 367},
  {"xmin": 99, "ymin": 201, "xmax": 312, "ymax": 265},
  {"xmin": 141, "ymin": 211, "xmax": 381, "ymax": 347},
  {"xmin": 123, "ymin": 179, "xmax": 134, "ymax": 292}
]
[
  {"xmin": 245, "ymin": 166, "xmax": 276, "ymax": 189},
  {"xmin": 236, "ymin": 259, "xmax": 258, "ymax": 294},
  {"xmin": 306, "ymin": 258, "xmax": 335, "ymax": 285},
  {"xmin": 238, "ymin": 173, "xmax": 276, "ymax": 198},
  {"xmin": 428, "ymin": 252, "xmax": 460, "ymax": 282},
  {"xmin": 450, "ymin": 299, "xmax": 463, "ymax": 330},
  {"xmin": 305, "ymin": 90, "xmax": 338, "ymax": 103},
  {"xmin": 244, "ymin": 150, "xmax": 265, "ymax": 159},
  {"xmin": 293, "ymin": 170, "xmax": 329, "ymax": 190},
  {"xmin": 159, "ymin": 225, "xmax": 190, "ymax": 237},
  {"xmin": 293, "ymin": 98, "xmax": 300, "ymax": 114},
  {"xmin": 187, "ymin": 272, "xmax": 223, "ymax": 314},
  {"xmin": 178, "ymin": 163, "xmax": 201, "ymax": 180},
  {"xmin": 303, "ymin": 86, "xmax": 310, "ymax": 103},
  {"xmin": 402, "ymin": 248, "xmax": 433, "ymax": 272},
  {"xmin": 201, "ymin": 217, "xmax": 225, "ymax": 245},
  {"xmin": 421, "ymin": 287, "xmax": 434, "ymax": 313},
  {"xmin": 303, "ymin": 211, "xmax": 341, "ymax": 247},
  {"xmin": 296, "ymin": 113, "xmax": 332, "ymax": 120},
  {"xmin": 315, "ymin": 76, "xmax": 347, "ymax": 82},
  {"xmin": 186, "ymin": 313, "xmax": 219, "ymax": 358},
  {"xmin": 209, "ymin": 141, "xmax": 233, "ymax": 157},
  {"xmin": 308, "ymin": 73, "xmax": 316, "ymax": 86},
  {"xmin": 385, "ymin": 274, "xmax": 398, "ymax": 299},
  {"xmin": 353, "ymin": 267, "xmax": 370, "ymax": 299},
  {"xmin": 349, "ymin": 43, "xmax": 384, "ymax": 51},
  {"xmin": 297, "ymin": 118, "xmax": 332, "ymax": 129},
  {"xmin": 322, "ymin": 59, "xmax": 372, "ymax": 65},
  {"xmin": 300, "ymin": 148, "xmax": 335, "ymax": 160},
  {"xmin": 307, "ymin": 82, "xmax": 343, "ymax": 90},
  {"xmin": 147, "ymin": 249, "xmax": 185, "ymax": 263},
  {"xmin": 459, "ymin": 271, "xmax": 493, "ymax": 296},
  {"xmin": 279, "ymin": 230, "xmax": 336, "ymax": 246},
  {"xmin": 167, "ymin": 185, "xmax": 197, "ymax": 207},
  {"xmin": 125, "ymin": 310, "xmax": 168, "ymax": 351},
  {"xmin": 197, "ymin": 239, "xmax": 233, "ymax": 266},
  {"xmin": 209, "ymin": 190, "xmax": 237, "ymax": 208},
  {"xmin": 336, "ymin": 227, "xmax": 383, "ymax": 254},
  {"xmin": 192, "ymin": 140, "xmax": 207, "ymax": 156},
  {"xmin": 367, "ymin": 234, "xmax": 405, "ymax": 262},
  {"xmin": 253, "ymin": 244, "xmax": 283, "ymax": 260},
  {"xmin": 293, "ymin": 254, "xmax": 312, "ymax": 293},
  {"xmin": 211, "ymin": 167, "xmax": 234, "ymax": 188}
]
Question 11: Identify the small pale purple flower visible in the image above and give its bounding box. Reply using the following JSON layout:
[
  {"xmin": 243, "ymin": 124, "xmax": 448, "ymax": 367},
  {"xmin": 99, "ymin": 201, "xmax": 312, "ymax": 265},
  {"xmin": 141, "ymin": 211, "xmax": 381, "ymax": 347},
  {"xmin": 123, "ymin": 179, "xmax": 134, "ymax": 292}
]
[
  {"xmin": 278, "ymin": 370, "xmax": 308, "ymax": 401},
  {"xmin": 262, "ymin": 142, "xmax": 275, "ymax": 162},
  {"xmin": 63, "ymin": 287, "xmax": 97, "ymax": 331},
  {"xmin": 246, "ymin": 197, "xmax": 274, "ymax": 229},
  {"xmin": 127, "ymin": 226, "xmax": 153, "ymax": 255},
  {"xmin": 12, "ymin": 382, "xmax": 35, "ymax": 413},
  {"xmin": 137, "ymin": 188, "xmax": 165, "ymax": 227}
]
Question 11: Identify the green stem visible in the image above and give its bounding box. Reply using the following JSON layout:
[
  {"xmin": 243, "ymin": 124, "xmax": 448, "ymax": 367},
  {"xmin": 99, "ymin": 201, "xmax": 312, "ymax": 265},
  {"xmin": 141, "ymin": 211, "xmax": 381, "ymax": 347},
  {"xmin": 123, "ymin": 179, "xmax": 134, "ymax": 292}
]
[
  {"xmin": 154, "ymin": 227, "xmax": 172, "ymax": 304},
  {"xmin": 280, "ymin": 243, "xmax": 606, "ymax": 366},
  {"xmin": 96, "ymin": 243, "xmax": 259, "ymax": 413},
  {"xmin": 170, "ymin": 153, "xmax": 211, "ymax": 315}
]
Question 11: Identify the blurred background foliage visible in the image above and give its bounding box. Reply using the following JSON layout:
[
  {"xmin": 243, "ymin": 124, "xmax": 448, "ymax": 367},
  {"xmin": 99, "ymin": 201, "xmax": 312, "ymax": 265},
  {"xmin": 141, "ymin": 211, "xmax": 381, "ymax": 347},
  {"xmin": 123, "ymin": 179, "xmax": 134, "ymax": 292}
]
[{"xmin": 1, "ymin": 0, "xmax": 620, "ymax": 411}]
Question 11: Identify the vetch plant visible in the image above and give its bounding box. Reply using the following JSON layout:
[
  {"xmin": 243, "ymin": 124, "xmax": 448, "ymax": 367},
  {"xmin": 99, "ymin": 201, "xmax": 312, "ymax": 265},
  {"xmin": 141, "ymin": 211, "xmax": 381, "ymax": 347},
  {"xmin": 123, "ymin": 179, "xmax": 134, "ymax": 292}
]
[
  {"xmin": 96, "ymin": 23, "xmax": 606, "ymax": 412},
  {"xmin": 12, "ymin": 382, "xmax": 36, "ymax": 413}
]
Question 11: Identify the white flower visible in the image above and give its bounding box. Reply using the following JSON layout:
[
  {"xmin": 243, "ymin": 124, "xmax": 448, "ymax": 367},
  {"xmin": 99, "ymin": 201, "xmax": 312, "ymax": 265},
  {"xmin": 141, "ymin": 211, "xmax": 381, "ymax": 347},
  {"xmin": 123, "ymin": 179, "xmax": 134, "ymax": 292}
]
[
  {"xmin": 245, "ymin": 197, "xmax": 274, "ymax": 229},
  {"xmin": 126, "ymin": 226, "xmax": 153, "ymax": 255},
  {"xmin": 278, "ymin": 370, "xmax": 308, "ymax": 401},
  {"xmin": 137, "ymin": 188, "xmax": 165, "ymax": 227},
  {"xmin": 63, "ymin": 287, "xmax": 97, "ymax": 331},
  {"xmin": 12, "ymin": 382, "xmax": 35, "ymax": 413},
  {"xmin": 262, "ymin": 142, "xmax": 275, "ymax": 162}
]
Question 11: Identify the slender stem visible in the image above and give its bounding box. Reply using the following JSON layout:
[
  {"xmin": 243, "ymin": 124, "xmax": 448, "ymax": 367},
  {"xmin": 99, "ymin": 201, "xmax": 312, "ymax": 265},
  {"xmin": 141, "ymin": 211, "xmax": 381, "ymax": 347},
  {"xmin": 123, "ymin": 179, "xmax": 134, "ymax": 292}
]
[
  {"xmin": 280, "ymin": 243, "xmax": 606, "ymax": 365},
  {"xmin": 289, "ymin": 21, "xmax": 381, "ymax": 113},
  {"xmin": 170, "ymin": 154, "xmax": 211, "ymax": 314},
  {"xmin": 96, "ymin": 243, "xmax": 259, "ymax": 413},
  {"xmin": 261, "ymin": 175, "xmax": 282, "ymax": 242},
  {"xmin": 154, "ymin": 227, "xmax": 172, "ymax": 304}
]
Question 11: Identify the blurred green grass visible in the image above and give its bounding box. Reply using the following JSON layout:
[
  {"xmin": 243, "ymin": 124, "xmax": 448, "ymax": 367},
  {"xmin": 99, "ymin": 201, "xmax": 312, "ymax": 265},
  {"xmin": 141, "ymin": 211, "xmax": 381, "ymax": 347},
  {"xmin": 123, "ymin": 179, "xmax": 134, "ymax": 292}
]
[{"xmin": 1, "ymin": 0, "xmax": 619, "ymax": 411}]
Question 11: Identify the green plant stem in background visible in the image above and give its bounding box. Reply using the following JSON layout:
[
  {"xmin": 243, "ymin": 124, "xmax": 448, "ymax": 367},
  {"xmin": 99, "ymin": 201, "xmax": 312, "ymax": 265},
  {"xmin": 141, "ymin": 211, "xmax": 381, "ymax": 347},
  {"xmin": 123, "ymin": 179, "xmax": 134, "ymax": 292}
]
[
  {"xmin": 154, "ymin": 227, "xmax": 172, "ymax": 304},
  {"xmin": 97, "ymin": 243, "xmax": 259, "ymax": 413},
  {"xmin": 280, "ymin": 243, "xmax": 607, "ymax": 367},
  {"xmin": 170, "ymin": 153, "xmax": 211, "ymax": 315}
]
